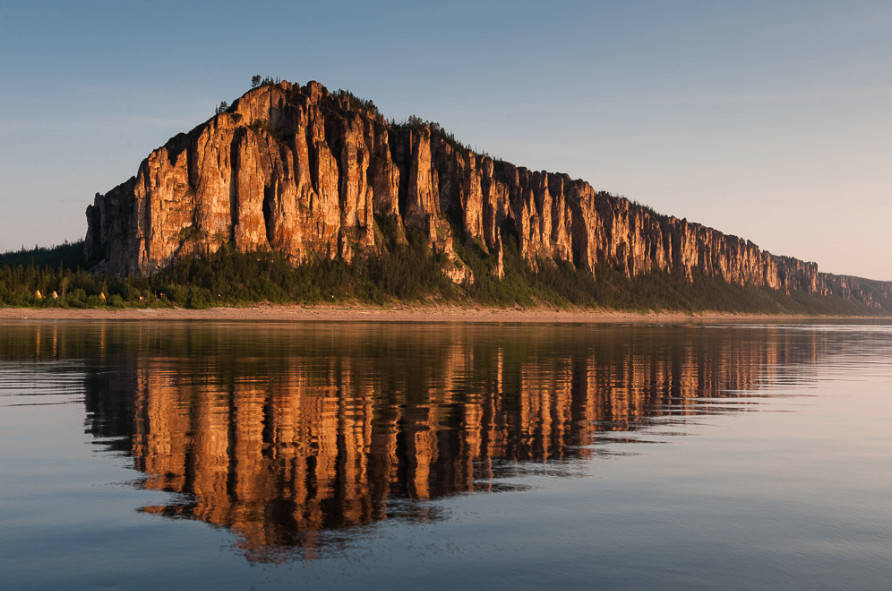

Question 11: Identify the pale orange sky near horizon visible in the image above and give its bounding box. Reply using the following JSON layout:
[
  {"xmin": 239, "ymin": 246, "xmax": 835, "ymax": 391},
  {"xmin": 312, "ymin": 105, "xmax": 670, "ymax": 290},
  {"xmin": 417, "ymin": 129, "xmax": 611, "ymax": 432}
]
[{"xmin": 1, "ymin": 1, "xmax": 889, "ymax": 280}]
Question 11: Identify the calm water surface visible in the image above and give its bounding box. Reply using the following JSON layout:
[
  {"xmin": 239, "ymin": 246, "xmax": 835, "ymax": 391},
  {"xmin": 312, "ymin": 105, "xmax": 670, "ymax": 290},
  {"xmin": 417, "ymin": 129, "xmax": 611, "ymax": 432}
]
[{"xmin": 1, "ymin": 321, "xmax": 891, "ymax": 590}]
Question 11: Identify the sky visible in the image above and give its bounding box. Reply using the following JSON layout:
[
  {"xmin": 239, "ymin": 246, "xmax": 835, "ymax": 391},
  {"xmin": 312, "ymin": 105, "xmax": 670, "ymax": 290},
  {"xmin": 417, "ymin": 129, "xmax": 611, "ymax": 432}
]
[{"xmin": 0, "ymin": 0, "xmax": 890, "ymax": 279}]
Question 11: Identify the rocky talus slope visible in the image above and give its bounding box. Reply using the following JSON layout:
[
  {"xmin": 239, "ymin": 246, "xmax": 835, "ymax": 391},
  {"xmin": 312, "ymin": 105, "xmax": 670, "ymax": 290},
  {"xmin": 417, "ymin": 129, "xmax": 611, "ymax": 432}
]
[{"xmin": 84, "ymin": 81, "xmax": 892, "ymax": 309}]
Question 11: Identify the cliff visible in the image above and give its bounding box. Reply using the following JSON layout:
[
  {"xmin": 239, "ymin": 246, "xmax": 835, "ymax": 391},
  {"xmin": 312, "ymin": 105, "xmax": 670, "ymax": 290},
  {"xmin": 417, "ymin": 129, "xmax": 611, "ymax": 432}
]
[{"xmin": 84, "ymin": 80, "xmax": 892, "ymax": 309}]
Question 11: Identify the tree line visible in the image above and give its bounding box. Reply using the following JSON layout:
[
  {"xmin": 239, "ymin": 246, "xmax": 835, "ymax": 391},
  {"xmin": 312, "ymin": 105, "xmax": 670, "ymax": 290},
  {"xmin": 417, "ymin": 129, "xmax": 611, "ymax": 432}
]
[{"xmin": 0, "ymin": 229, "xmax": 884, "ymax": 315}]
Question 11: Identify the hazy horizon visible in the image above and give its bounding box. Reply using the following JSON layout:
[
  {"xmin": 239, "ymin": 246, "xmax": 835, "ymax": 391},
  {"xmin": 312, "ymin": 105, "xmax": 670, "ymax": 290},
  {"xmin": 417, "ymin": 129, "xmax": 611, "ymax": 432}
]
[{"xmin": 1, "ymin": 1, "xmax": 890, "ymax": 280}]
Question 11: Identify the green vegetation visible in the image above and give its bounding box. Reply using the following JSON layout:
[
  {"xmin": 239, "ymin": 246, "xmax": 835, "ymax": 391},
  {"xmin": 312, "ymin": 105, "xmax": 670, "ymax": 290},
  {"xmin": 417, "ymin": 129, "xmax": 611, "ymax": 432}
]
[
  {"xmin": 333, "ymin": 89, "xmax": 380, "ymax": 117},
  {"xmin": 628, "ymin": 198, "xmax": 663, "ymax": 219},
  {"xmin": 0, "ymin": 234, "xmax": 456, "ymax": 309},
  {"xmin": 391, "ymin": 115, "xmax": 474, "ymax": 155},
  {"xmin": 0, "ymin": 242, "xmax": 86, "ymax": 270},
  {"xmin": 246, "ymin": 118, "xmax": 292, "ymax": 146},
  {"xmin": 450, "ymin": 227, "xmax": 886, "ymax": 315},
  {"xmin": 388, "ymin": 116, "xmax": 504, "ymax": 162},
  {"xmin": 0, "ymin": 236, "xmax": 886, "ymax": 315},
  {"xmin": 251, "ymin": 74, "xmax": 281, "ymax": 88}
]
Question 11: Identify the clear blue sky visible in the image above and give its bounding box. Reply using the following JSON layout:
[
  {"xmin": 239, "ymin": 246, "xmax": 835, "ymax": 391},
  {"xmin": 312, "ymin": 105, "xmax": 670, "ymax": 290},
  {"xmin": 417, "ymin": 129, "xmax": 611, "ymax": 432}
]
[{"xmin": 1, "ymin": 1, "xmax": 890, "ymax": 279}]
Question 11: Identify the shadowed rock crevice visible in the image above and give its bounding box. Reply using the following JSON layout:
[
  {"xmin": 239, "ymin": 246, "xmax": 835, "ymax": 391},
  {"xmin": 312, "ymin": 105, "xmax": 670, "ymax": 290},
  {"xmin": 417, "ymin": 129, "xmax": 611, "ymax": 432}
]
[
  {"xmin": 262, "ymin": 184, "xmax": 274, "ymax": 246},
  {"xmin": 229, "ymin": 130, "xmax": 242, "ymax": 244}
]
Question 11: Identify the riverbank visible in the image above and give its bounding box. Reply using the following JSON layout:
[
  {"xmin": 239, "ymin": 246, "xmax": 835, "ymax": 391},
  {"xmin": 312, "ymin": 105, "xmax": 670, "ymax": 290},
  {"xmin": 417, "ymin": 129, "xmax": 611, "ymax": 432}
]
[{"xmin": 1, "ymin": 304, "xmax": 888, "ymax": 324}]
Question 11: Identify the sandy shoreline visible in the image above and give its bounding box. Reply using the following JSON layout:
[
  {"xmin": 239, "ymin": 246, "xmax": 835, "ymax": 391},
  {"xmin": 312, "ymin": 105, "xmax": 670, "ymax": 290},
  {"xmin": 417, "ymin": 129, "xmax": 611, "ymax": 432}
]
[{"xmin": 0, "ymin": 304, "xmax": 888, "ymax": 324}]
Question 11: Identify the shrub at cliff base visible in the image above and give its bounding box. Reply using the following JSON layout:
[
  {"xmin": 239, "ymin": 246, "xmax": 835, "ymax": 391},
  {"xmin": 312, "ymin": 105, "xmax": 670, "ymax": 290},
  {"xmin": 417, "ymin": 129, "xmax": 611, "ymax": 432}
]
[{"xmin": 0, "ymin": 239, "xmax": 886, "ymax": 316}]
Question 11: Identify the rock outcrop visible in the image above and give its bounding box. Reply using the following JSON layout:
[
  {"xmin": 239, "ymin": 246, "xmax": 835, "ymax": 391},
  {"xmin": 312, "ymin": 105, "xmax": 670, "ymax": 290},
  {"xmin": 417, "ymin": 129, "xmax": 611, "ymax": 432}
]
[{"xmin": 85, "ymin": 80, "xmax": 892, "ymax": 308}]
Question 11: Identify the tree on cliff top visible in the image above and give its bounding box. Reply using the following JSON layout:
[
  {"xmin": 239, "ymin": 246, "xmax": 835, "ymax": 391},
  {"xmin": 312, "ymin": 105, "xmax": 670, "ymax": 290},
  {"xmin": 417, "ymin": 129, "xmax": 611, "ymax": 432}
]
[{"xmin": 251, "ymin": 75, "xmax": 280, "ymax": 88}]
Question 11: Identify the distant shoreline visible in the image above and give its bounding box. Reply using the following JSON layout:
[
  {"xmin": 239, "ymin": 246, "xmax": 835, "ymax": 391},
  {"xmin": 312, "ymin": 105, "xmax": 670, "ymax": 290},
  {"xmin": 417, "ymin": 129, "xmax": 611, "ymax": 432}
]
[{"xmin": 1, "ymin": 305, "xmax": 889, "ymax": 324}]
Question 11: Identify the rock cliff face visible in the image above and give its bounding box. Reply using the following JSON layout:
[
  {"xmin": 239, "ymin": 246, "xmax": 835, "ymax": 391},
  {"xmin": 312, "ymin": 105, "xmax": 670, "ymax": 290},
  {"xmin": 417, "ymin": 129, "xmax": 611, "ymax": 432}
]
[{"xmin": 85, "ymin": 80, "xmax": 891, "ymax": 307}]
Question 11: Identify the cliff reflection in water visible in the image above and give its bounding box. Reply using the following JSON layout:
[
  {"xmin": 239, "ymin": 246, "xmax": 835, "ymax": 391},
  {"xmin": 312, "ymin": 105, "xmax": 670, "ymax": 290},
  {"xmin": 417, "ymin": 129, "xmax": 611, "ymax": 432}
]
[{"xmin": 3, "ymin": 322, "xmax": 826, "ymax": 561}]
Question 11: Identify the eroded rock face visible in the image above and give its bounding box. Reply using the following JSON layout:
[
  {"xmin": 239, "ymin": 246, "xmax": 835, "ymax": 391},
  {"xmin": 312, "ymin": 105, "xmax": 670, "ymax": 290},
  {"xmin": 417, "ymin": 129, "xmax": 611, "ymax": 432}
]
[{"xmin": 85, "ymin": 80, "xmax": 890, "ymax": 307}]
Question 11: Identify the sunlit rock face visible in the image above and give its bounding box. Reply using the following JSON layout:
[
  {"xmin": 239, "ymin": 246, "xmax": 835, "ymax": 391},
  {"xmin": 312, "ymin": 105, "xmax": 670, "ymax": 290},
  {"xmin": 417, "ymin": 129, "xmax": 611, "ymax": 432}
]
[{"xmin": 84, "ymin": 80, "xmax": 891, "ymax": 305}]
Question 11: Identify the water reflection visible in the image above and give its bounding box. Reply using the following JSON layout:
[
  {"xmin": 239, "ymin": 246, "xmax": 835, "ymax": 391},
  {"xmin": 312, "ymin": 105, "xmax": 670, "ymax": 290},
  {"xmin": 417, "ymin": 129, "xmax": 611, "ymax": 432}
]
[{"xmin": 0, "ymin": 322, "xmax": 831, "ymax": 562}]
